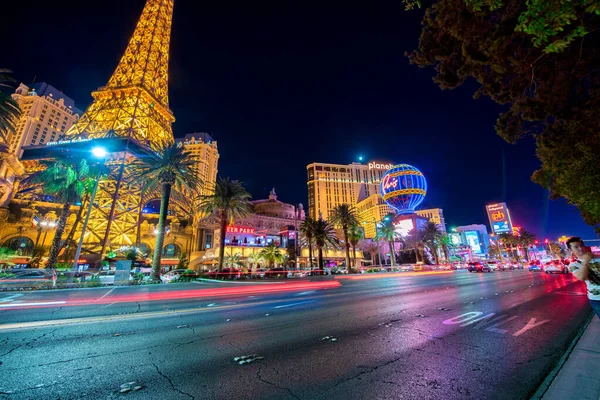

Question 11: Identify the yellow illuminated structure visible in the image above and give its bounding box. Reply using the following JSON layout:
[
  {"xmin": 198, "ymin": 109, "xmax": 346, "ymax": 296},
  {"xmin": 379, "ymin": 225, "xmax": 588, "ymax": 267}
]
[
  {"xmin": 65, "ymin": 0, "xmax": 176, "ymax": 255},
  {"xmin": 66, "ymin": 0, "xmax": 175, "ymax": 151}
]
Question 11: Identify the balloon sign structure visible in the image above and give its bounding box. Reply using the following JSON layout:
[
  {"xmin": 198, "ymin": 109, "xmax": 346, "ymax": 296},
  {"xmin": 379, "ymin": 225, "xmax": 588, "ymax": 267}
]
[{"xmin": 380, "ymin": 164, "xmax": 427, "ymax": 214}]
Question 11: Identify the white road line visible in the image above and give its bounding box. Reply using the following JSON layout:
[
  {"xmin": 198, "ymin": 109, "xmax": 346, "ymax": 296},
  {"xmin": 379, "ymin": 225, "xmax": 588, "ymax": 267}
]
[
  {"xmin": 274, "ymin": 301, "xmax": 313, "ymax": 309},
  {"xmin": 95, "ymin": 287, "xmax": 116, "ymax": 302},
  {"xmin": 0, "ymin": 301, "xmax": 66, "ymax": 308},
  {"xmin": 0, "ymin": 294, "xmax": 24, "ymax": 303}
]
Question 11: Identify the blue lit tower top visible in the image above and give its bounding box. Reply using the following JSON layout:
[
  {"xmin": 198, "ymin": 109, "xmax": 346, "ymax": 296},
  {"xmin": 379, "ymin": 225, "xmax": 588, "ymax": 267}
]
[{"xmin": 379, "ymin": 164, "xmax": 427, "ymax": 214}]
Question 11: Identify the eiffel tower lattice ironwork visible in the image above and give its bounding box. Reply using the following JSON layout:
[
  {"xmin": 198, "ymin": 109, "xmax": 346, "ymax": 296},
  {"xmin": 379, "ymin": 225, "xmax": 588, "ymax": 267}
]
[
  {"xmin": 65, "ymin": 0, "xmax": 175, "ymax": 255},
  {"xmin": 66, "ymin": 0, "xmax": 175, "ymax": 150}
]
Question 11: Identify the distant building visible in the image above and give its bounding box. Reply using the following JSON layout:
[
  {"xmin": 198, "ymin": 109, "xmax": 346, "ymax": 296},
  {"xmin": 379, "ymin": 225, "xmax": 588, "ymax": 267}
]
[
  {"xmin": 176, "ymin": 133, "xmax": 219, "ymax": 197},
  {"xmin": 8, "ymin": 83, "xmax": 82, "ymax": 157},
  {"xmin": 355, "ymin": 193, "xmax": 446, "ymax": 238},
  {"xmin": 454, "ymin": 224, "xmax": 490, "ymax": 257}
]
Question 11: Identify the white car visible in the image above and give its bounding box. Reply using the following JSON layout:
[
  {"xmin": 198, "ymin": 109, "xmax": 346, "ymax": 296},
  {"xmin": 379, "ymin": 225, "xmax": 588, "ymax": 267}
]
[
  {"xmin": 160, "ymin": 269, "xmax": 189, "ymax": 283},
  {"xmin": 97, "ymin": 270, "xmax": 115, "ymax": 285},
  {"xmin": 544, "ymin": 261, "xmax": 569, "ymax": 274},
  {"xmin": 486, "ymin": 261, "xmax": 502, "ymax": 271}
]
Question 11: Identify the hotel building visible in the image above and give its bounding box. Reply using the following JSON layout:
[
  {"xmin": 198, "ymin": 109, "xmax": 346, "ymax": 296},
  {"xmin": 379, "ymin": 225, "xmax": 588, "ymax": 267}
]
[
  {"xmin": 176, "ymin": 133, "xmax": 219, "ymax": 197},
  {"xmin": 7, "ymin": 83, "xmax": 81, "ymax": 157},
  {"xmin": 306, "ymin": 161, "xmax": 393, "ymax": 220}
]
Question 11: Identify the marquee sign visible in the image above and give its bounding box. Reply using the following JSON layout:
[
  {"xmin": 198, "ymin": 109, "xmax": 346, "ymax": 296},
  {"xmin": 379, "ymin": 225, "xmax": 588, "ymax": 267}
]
[
  {"xmin": 486, "ymin": 203, "xmax": 513, "ymax": 234},
  {"xmin": 226, "ymin": 226, "xmax": 255, "ymax": 234},
  {"xmin": 368, "ymin": 162, "xmax": 394, "ymax": 170}
]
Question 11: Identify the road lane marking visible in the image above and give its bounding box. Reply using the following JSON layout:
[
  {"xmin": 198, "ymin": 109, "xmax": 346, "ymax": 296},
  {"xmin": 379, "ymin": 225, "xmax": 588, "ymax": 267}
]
[
  {"xmin": 95, "ymin": 287, "xmax": 116, "ymax": 302},
  {"xmin": 274, "ymin": 301, "xmax": 313, "ymax": 309},
  {"xmin": 0, "ymin": 301, "xmax": 66, "ymax": 308},
  {"xmin": 443, "ymin": 311, "xmax": 550, "ymax": 336},
  {"xmin": 0, "ymin": 294, "xmax": 24, "ymax": 303}
]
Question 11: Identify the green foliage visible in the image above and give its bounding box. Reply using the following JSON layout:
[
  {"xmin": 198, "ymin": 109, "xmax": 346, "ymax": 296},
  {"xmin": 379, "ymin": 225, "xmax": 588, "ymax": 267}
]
[
  {"xmin": 329, "ymin": 204, "xmax": 359, "ymax": 271},
  {"xmin": 224, "ymin": 252, "xmax": 245, "ymax": 268},
  {"xmin": 28, "ymin": 246, "xmax": 46, "ymax": 269},
  {"xmin": 259, "ymin": 245, "xmax": 284, "ymax": 268},
  {"xmin": 312, "ymin": 218, "xmax": 339, "ymax": 271},
  {"xmin": 130, "ymin": 143, "xmax": 203, "ymax": 279},
  {"xmin": 177, "ymin": 253, "xmax": 190, "ymax": 270},
  {"xmin": 0, "ymin": 69, "xmax": 21, "ymax": 141},
  {"xmin": 409, "ymin": 0, "xmax": 600, "ymax": 234},
  {"xmin": 0, "ymin": 272, "xmax": 16, "ymax": 279}
]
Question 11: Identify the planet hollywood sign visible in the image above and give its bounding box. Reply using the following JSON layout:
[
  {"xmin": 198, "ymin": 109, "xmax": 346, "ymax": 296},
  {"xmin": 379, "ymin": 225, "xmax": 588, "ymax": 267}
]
[{"xmin": 368, "ymin": 162, "xmax": 394, "ymax": 170}]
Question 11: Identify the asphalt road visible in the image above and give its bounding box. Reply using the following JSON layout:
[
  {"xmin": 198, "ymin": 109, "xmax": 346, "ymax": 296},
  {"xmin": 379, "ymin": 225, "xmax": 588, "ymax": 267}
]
[{"xmin": 0, "ymin": 270, "xmax": 592, "ymax": 400}]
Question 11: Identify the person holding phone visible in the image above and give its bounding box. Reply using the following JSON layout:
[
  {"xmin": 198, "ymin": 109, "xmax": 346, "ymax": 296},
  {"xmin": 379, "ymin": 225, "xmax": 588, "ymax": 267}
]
[{"xmin": 566, "ymin": 237, "xmax": 600, "ymax": 317}]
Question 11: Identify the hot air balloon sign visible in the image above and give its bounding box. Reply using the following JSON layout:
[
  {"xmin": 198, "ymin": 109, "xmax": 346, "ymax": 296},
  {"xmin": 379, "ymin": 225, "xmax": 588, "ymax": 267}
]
[{"xmin": 380, "ymin": 164, "xmax": 427, "ymax": 215}]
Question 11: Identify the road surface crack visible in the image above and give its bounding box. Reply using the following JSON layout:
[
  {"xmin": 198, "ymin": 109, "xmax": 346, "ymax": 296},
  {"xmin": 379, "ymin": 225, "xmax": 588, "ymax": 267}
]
[
  {"xmin": 153, "ymin": 363, "xmax": 195, "ymax": 399},
  {"xmin": 326, "ymin": 355, "xmax": 404, "ymax": 392},
  {"xmin": 135, "ymin": 302, "xmax": 141, "ymax": 313},
  {"xmin": 257, "ymin": 365, "xmax": 300, "ymax": 399}
]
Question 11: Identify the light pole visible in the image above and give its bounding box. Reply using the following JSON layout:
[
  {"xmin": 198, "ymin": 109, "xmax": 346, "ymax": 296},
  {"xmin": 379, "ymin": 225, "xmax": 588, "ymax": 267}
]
[{"xmin": 72, "ymin": 146, "xmax": 107, "ymax": 272}]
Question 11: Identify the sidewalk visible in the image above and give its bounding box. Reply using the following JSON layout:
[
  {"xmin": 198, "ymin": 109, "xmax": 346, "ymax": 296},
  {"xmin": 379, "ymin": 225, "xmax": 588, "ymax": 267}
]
[{"xmin": 541, "ymin": 314, "xmax": 600, "ymax": 400}]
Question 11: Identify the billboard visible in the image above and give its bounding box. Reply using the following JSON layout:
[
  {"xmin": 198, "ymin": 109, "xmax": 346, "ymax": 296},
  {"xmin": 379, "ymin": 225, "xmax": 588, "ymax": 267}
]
[
  {"xmin": 449, "ymin": 232, "xmax": 462, "ymax": 246},
  {"xmin": 486, "ymin": 203, "xmax": 513, "ymax": 234},
  {"xmin": 465, "ymin": 231, "xmax": 482, "ymax": 254},
  {"xmin": 394, "ymin": 219, "xmax": 414, "ymax": 237}
]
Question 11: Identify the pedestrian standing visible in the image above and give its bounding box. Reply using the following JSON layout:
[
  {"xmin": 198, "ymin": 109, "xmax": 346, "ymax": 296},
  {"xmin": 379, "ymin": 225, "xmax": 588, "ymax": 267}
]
[{"xmin": 567, "ymin": 237, "xmax": 600, "ymax": 317}]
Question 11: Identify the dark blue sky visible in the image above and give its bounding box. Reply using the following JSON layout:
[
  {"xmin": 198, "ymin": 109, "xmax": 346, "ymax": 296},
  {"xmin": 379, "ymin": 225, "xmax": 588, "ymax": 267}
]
[{"xmin": 2, "ymin": 0, "xmax": 595, "ymax": 240}]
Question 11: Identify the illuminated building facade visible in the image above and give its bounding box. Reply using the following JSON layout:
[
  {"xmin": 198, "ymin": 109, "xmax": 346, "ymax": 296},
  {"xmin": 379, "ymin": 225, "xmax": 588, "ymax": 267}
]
[
  {"xmin": 7, "ymin": 83, "xmax": 81, "ymax": 157},
  {"xmin": 176, "ymin": 133, "xmax": 219, "ymax": 197},
  {"xmin": 307, "ymin": 161, "xmax": 392, "ymax": 220},
  {"xmin": 355, "ymin": 194, "xmax": 446, "ymax": 238}
]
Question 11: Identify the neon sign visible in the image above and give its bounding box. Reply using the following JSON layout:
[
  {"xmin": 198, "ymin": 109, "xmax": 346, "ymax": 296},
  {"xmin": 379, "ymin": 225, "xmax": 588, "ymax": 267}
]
[
  {"xmin": 381, "ymin": 174, "xmax": 398, "ymax": 191},
  {"xmin": 46, "ymin": 138, "xmax": 92, "ymax": 147},
  {"xmin": 379, "ymin": 164, "xmax": 427, "ymax": 215},
  {"xmin": 369, "ymin": 162, "xmax": 394, "ymax": 170},
  {"xmin": 226, "ymin": 226, "xmax": 255, "ymax": 234}
]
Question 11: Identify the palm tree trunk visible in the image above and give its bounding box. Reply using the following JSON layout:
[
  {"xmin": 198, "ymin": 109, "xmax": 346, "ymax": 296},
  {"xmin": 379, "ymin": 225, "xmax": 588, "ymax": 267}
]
[
  {"xmin": 61, "ymin": 192, "xmax": 89, "ymax": 254},
  {"xmin": 389, "ymin": 241, "xmax": 396, "ymax": 267},
  {"xmin": 442, "ymin": 245, "xmax": 449, "ymax": 262},
  {"xmin": 218, "ymin": 211, "xmax": 227, "ymax": 273},
  {"xmin": 46, "ymin": 201, "xmax": 71, "ymax": 270},
  {"xmin": 343, "ymin": 226, "xmax": 351, "ymax": 272},
  {"xmin": 318, "ymin": 246, "xmax": 324, "ymax": 275},
  {"xmin": 432, "ymin": 245, "xmax": 439, "ymax": 264},
  {"xmin": 352, "ymin": 244, "xmax": 357, "ymax": 270},
  {"xmin": 150, "ymin": 183, "xmax": 172, "ymax": 281},
  {"xmin": 308, "ymin": 237, "xmax": 313, "ymax": 269}
]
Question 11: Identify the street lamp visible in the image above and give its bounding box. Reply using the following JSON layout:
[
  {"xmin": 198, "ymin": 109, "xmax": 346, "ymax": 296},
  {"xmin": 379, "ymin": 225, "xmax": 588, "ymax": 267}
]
[{"xmin": 72, "ymin": 146, "xmax": 107, "ymax": 272}]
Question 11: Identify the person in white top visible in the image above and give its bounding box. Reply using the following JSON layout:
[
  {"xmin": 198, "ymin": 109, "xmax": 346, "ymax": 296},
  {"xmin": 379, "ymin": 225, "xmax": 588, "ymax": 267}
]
[{"xmin": 567, "ymin": 236, "xmax": 600, "ymax": 317}]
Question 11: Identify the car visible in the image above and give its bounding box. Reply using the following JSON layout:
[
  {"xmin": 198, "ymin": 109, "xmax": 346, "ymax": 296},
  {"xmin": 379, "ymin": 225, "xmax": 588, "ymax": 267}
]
[
  {"xmin": 1, "ymin": 269, "xmax": 49, "ymax": 285},
  {"xmin": 97, "ymin": 270, "xmax": 116, "ymax": 285},
  {"xmin": 400, "ymin": 264, "xmax": 415, "ymax": 271},
  {"xmin": 468, "ymin": 262, "xmax": 491, "ymax": 273},
  {"xmin": 486, "ymin": 261, "xmax": 502, "ymax": 271},
  {"xmin": 544, "ymin": 260, "xmax": 570, "ymax": 274},
  {"xmin": 529, "ymin": 264, "xmax": 543, "ymax": 272}
]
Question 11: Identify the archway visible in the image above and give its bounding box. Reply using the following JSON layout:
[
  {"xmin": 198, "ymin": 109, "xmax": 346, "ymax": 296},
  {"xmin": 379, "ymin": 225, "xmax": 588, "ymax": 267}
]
[
  {"xmin": 2, "ymin": 236, "xmax": 34, "ymax": 256},
  {"xmin": 162, "ymin": 243, "xmax": 181, "ymax": 258}
]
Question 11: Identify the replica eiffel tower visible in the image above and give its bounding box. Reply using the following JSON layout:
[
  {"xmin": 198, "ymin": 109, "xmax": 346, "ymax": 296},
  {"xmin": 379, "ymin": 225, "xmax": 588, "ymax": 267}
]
[{"xmin": 20, "ymin": 0, "xmax": 177, "ymax": 256}]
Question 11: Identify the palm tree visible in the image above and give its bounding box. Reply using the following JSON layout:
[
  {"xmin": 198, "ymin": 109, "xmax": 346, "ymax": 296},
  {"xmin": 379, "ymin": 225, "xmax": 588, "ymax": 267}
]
[
  {"xmin": 259, "ymin": 243, "xmax": 284, "ymax": 268},
  {"xmin": 0, "ymin": 69, "xmax": 21, "ymax": 142},
  {"xmin": 406, "ymin": 229, "xmax": 426, "ymax": 263},
  {"xmin": 518, "ymin": 229, "xmax": 536, "ymax": 262},
  {"xmin": 438, "ymin": 234, "xmax": 453, "ymax": 262},
  {"xmin": 329, "ymin": 204, "xmax": 359, "ymax": 272},
  {"xmin": 299, "ymin": 216, "xmax": 316, "ymax": 269},
  {"xmin": 498, "ymin": 233, "xmax": 518, "ymax": 262},
  {"xmin": 246, "ymin": 252, "xmax": 262, "ymax": 277},
  {"xmin": 27, "ymin": 159, "xmax": 94, "ymax": 270},
  {"xmin": 375, "ymin": 217, "xmax": 400, "ymax": 267},
  {"xmin": 348, "ymin": 223, "xmax": 364, "ymax": 270},
  {"xmin": 130, "ymin": 144, "xmax": 203, "ymax": 281},
  {"xmin": 198, "ymin": 177, "xmax": 252, "ymax": 272},
  {"xmin": 359, "ymin": 239, "xmax": 380, "ymax": 265},
  {"xmin": 312, "ymin": 218, "xmax": 339, "ymax": 274},
  {"xmin": 422, "ymin": 222, "xmax": 442, "ymax": 264},
  {"xmin": 224, "ymin": 252, "xmax": 244, "ymax": 268}
]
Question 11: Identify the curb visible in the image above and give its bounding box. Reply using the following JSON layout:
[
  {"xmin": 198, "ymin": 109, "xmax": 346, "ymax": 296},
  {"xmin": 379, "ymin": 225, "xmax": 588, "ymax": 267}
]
[{"xmin": 530, "ymin": 312, "xmax": 594, "ymax": 400}]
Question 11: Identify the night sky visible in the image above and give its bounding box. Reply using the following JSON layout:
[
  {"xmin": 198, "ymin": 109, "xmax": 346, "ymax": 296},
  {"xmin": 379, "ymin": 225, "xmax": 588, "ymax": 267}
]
[{"xmin": 2, "ymin": 0, "xmax": 595, "ymax": 240}]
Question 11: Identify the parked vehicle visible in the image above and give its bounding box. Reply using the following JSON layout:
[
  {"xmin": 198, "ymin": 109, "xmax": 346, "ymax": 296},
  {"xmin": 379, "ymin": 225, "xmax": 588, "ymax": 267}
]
[
  {"xmin": 529, "ymin": 264, "xmax": 543, "ymax": 272},
  {"xmin": 97, "ymin": 270, "xmax": 116, "ymax": 285},
  {"xmin": 486, "ymin": 261, "xmax": 502, "ymax": 271}
]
